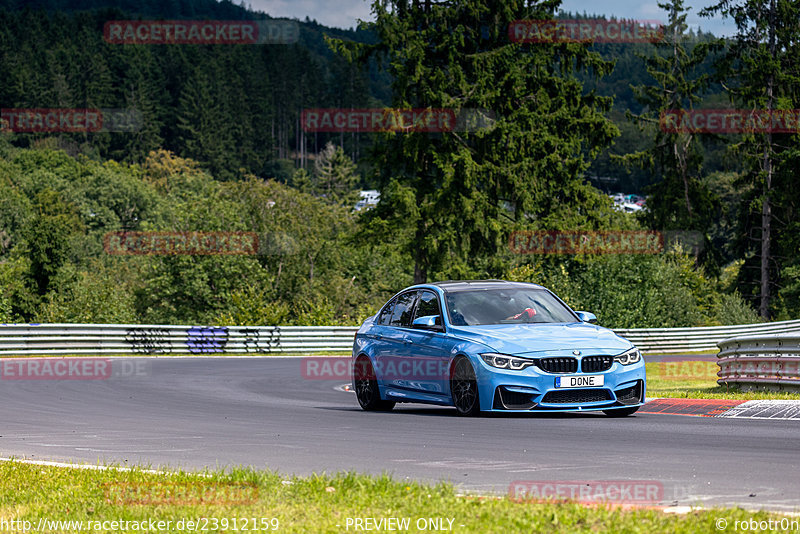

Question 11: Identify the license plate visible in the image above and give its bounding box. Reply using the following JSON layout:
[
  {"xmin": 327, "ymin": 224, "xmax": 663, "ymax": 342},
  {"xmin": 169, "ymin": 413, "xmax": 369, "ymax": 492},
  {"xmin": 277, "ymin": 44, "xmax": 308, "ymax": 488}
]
[{"xmin": 556, "ymin": 375, "xmax": 604, "ymax": 388}]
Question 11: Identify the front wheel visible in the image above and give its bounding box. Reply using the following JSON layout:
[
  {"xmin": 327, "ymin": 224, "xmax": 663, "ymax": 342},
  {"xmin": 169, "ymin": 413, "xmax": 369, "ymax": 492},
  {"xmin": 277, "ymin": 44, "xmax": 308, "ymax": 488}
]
[
  {"xmin": 603, "ymin": 406, "xmax": 640, "ymax": 417},
  {"xmin": 450, "ymin": 357, "xmax": 481, "ymax": 416},
  {"xmin": 354, "ymin": 356, "xmax": 395, "ymax": 411}
]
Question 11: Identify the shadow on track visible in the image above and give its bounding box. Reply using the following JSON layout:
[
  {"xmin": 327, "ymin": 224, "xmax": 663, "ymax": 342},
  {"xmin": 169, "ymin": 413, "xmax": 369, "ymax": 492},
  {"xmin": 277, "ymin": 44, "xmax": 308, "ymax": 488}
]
[{"xmin": 316, "ymin": 405, "xmax": 613, "ymax": 419}]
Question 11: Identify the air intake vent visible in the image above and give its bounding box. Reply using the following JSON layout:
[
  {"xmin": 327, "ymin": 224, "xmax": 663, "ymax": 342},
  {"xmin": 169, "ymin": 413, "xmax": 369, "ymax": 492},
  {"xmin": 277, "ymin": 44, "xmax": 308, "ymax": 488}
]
[
  {"xmin": 615, "ymin": 381, "xmax": 643, "ymax": 405},
  {"xmin": 542, "ymin": 389, "xmax": 613, "ymax": 404},
  {"xmin": 495, "ymin": 387, "xmax": 537, "ymax": 410}
]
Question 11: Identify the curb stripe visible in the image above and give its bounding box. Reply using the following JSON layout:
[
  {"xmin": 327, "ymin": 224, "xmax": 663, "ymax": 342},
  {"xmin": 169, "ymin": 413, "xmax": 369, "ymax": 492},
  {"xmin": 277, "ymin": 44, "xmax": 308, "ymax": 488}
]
[
  {"xmin": 640, "ymin": 398, "xmax": 747, "ymax": 417},
  {"xmin": 641, "ymin": 398, "xmax": 800, "ymax": 419}
]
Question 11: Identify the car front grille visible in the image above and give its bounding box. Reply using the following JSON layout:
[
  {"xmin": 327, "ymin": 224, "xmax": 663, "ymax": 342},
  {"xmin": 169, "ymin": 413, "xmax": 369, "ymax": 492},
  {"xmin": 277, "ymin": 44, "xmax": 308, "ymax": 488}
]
[
  {"xmin": 581, "ymin": 355, "xmax": 613, "ymax": 373},
  {"xmin": 541, "ymin": 389, "xmax": 613, "ymax": 404},
  {"xmin": 536, "ymin": 357, "xmax": 578, "ymax": 374}
]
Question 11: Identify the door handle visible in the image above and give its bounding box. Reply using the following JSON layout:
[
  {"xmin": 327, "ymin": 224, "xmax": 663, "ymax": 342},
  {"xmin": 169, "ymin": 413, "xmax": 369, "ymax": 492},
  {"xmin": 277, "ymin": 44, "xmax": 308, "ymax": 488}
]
[
  {"xmin": 375, "ymin": 334, "xmax": 382, "ymax": 340},
  {"xmin": 404, "ymin": 339, "xmax": 413, "ymax": 345}
]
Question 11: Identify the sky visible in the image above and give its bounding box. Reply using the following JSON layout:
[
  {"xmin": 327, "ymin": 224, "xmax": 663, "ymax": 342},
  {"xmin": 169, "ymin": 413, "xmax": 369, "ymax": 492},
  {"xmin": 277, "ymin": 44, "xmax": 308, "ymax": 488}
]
[{"xmin": 248, "ymin": 0, "xmax": 736, "ymax": 36}]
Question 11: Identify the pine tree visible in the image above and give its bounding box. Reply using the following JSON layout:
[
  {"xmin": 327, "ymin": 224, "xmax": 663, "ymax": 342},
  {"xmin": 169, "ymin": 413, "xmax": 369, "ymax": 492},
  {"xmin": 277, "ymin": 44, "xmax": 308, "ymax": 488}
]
[
  {"xmin": 701, "ymin": 0, "xmax": 800, "ymax": 318},
  {"xmin": 627, "ymin": 1, "xmax": 712, "ymax": 221},
  {"xmin": 312, "ymin": 141, "xmax": 359, "ymax": 206},
  {"xmin": 176, "ymin": 65, "xmax": 236, "ymax": 179},
  {"xmin": 331, "ymin": 0, "xmax": 620, "ymax": 282},
  {"xmin": 624, "ymin": 0, "xmax": 720, "ymax": 270}
]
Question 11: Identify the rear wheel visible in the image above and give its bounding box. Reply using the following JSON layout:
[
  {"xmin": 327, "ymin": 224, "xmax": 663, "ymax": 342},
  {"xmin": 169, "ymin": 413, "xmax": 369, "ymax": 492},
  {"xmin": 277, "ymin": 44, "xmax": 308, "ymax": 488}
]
[
  {"xmin": 354, "ymin": 356, "xmax": 395, "ymax": 411},
  {"xmin": 451, "ymin": 357, "xmax": 481, "ymax": 416},
  {"xmin": 603, "ymin": 406, "xmax": 640, "ymax": 417}
]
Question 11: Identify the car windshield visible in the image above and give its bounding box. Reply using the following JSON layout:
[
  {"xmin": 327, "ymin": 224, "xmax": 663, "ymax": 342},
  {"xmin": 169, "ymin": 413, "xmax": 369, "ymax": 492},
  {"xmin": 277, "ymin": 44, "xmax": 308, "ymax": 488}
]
[{"xmin": 445, "ymin": 288, "xmax": 577, "ymax": 326}]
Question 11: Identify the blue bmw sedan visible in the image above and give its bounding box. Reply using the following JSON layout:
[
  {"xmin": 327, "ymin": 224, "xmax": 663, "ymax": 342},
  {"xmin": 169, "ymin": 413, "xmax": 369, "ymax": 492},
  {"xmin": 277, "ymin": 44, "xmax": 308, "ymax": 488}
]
[{"xmin": 352, "ymin": 280, "xmax": 645, "ymax": 416}]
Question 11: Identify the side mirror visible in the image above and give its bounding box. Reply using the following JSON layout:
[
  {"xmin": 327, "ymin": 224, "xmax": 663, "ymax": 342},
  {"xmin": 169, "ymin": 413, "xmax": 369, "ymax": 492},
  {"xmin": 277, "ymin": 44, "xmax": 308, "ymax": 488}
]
[
  {"xmin": 412, "ymin": 315, "xmax": 444, "ymax": 332},
  {"xmin": 575, "ymin": 311, "xmax": 598, "ymax": 324}
]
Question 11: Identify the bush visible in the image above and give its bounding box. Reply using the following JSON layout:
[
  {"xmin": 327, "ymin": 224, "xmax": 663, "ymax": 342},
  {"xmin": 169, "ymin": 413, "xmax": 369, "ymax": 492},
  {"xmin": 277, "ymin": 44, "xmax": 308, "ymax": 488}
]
[
  {"xmin": 37, "ymin": 262, "xmax": 138, "ymax": 324},
  {"xmin": 506, "ymin": 250, "xmax": 715, "ymax": 329},
  {"xmin": 0, "ymin": 293, "xmax": 12, "ymax": 323},
  {"xmin": 211, "ymin": 285, "xmax": 291, "ymax": 326},
  {"xmin": 708, "ymin": 292, "xmax": 760, "ymax": 325}
]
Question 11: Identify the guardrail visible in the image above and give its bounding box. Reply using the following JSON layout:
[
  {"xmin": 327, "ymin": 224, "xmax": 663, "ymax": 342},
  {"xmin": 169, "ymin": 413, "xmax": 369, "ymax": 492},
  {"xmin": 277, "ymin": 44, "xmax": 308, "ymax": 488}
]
[
  {"xmin": 1, "ymin": 319, "xmax": 799, "ymax": 356},
  {"xmin": 0, "ymin": 324, "xmax": 358, "ymax": 355},
  {"xmin": 717, "ymin": 334, "xmax": 800, "ymax": 391},
  {"xmin": 615, "ymin": 319, "xmax": 800, "ymax": 353}
]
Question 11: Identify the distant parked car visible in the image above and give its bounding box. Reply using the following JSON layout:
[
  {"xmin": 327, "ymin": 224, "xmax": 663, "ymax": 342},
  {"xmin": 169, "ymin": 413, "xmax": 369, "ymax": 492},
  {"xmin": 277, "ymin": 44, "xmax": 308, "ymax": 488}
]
[{"xmin": 352, "ymin": 280, "xmax": 645, "ymax": 416}]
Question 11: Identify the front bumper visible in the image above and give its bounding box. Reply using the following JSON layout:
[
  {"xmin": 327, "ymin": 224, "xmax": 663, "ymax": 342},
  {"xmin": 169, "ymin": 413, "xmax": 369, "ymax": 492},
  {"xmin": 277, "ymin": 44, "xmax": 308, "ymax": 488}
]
[{"xmin": 474, "ymin": 356, "xmax": 646, "ymax": 413}]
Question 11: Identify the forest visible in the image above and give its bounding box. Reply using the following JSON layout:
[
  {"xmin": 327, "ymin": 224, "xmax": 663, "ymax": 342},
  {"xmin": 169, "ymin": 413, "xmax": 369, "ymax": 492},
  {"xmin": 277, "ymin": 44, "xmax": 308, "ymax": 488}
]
[{"xmin": 0, "ymin": 0, "xmax": 798, "ymax": 328}]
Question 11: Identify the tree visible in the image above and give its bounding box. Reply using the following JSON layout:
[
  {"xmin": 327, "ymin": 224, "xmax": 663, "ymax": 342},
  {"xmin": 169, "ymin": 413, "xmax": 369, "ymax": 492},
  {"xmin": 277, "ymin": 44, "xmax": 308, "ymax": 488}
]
[
  {"xmin": 623, "ymin": 0, "xmax": 721, "ymax": 272},
  {"xmin": 312, "ymin": 141, "xmax": 360, "ymax": 206},
  {"xmin": 626, "ymin": 0, "xmax": 715, "ymax": 228},
  {"xmin": 23, "ymin": 189, "xmax": 83, "ymax": 296},
  {"xmin": 700, "ymin": 0, "xmax": 800, "ymax": 318},
  {"xmin": 176, "ymin": 66, "xmax": 237, "ymax": 180},
  {"xmin": 332, "ymin": 0, "xmax": 620, "ymax": 283}
]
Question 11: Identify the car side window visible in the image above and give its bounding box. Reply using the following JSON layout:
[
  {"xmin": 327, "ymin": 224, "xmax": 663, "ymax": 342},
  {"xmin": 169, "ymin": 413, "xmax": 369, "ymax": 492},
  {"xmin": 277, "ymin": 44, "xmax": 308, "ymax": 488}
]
[
  {"xmin": 445, "ymin": 294, "xmax": 469, "ymax": 326},
  {"xmin": 414, "ymin": 290, "xmax": 442, "ymax": 322},
  {"xmin": 390, "ymin": 291, "xmax": 418, "ymax": 327},
  {"xmin": 377, "ymin": 297, "xmax": 397, "ymax": 326}
]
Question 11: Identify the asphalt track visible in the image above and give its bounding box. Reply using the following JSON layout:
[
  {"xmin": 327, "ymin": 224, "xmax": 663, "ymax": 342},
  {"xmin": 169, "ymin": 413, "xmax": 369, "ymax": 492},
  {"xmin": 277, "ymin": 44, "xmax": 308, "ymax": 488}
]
[{"xmin": 1, "ymin": 357, "xmax": 799, "ymax": 511}]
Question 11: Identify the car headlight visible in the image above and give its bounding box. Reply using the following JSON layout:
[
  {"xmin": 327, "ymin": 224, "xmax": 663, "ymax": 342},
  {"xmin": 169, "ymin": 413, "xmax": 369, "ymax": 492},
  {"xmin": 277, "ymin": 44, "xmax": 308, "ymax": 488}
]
[
  {"xmin": 614, "ymin": 348, "xmax": 642, "ymax": 365},
  {"xmin": 480, "ymin": 353, "xmax": 535, "ymax": 371}
]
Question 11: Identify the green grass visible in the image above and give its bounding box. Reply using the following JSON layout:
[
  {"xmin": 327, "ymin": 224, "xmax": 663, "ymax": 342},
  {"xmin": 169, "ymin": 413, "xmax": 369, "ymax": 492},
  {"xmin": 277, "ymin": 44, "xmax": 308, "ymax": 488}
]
[
  {"xmin": 0, "ymin": 461, "xmax": 796, "ymax": 533},
  {"xmin": 646, "ymin": 361, "xmax": 800, "ymax": 400}
]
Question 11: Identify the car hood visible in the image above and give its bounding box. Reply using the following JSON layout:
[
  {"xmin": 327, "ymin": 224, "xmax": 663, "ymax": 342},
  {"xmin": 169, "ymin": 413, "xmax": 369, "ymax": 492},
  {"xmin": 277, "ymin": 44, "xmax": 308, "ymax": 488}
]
[{"xmin": 448, "ymin": 323, "xmax": 632, "ymax": 355}]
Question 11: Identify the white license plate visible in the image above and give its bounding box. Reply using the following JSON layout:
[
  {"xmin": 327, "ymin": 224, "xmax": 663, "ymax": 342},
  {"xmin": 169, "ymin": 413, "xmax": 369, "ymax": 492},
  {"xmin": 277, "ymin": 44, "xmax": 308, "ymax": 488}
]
[{"xmin": 556, "ymin": 375, "xmax": 604, "ymax": 388}]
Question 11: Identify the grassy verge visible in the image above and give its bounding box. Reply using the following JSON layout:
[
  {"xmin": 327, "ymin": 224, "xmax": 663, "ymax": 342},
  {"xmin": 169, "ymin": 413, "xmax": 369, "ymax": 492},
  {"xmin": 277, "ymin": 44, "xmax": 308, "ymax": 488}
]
[
  {"xmin": 646, "ymin": 361, "xmax": 800, "ymax": 400},
  {"xmin": 0, "ymin": 461, "xmax": 793, "ymax": 533}
]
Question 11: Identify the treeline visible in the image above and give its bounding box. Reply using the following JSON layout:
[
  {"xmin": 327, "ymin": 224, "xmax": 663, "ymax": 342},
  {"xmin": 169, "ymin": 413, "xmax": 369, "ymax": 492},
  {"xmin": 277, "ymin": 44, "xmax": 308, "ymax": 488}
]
[
  {"xmin": 1, "ymin": 2, "xmax": 721, "ymax": 191},
  {"xmin": 0, "ymin": 142, "xmax": 759, "ymax": 327},
  {"xmin": 0, "ymin": 5, "xmax": 388, "ymax": 182},
  {"xmin": 0, "ymin": 0, "xmax": 249, "ymax": 18},
  {"xmin": 0, "ymin": 145, "xmax": 409, "ymax": 325},
  {"xmin": 0, "ymin": 0, "xmax": 798, "ymax": 326}
]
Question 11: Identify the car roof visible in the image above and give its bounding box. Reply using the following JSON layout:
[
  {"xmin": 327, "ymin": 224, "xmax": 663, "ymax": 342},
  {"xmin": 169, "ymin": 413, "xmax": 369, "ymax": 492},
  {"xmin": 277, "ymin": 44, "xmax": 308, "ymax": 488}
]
[{"xmin": 429, "ymin": 280, "xmax": 546, "ymax": 292}]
